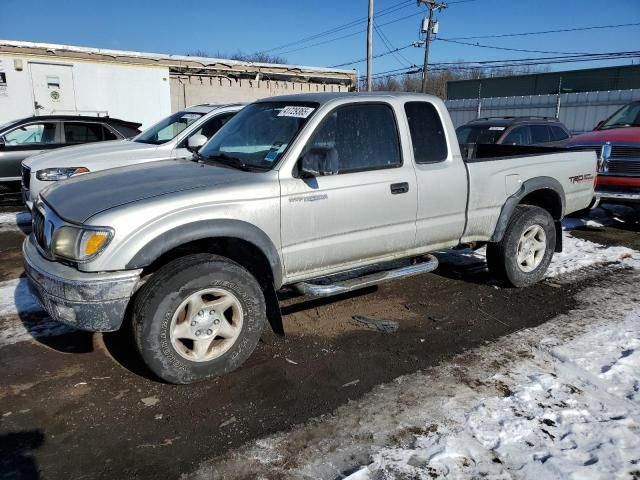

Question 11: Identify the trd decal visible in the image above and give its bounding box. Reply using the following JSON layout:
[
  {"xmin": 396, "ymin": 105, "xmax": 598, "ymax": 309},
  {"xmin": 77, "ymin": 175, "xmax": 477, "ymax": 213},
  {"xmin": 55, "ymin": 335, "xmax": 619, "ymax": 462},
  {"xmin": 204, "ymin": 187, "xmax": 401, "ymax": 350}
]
[{"xmin": 569, "ymin": 173, "xmax": 595, "ymax": 184}]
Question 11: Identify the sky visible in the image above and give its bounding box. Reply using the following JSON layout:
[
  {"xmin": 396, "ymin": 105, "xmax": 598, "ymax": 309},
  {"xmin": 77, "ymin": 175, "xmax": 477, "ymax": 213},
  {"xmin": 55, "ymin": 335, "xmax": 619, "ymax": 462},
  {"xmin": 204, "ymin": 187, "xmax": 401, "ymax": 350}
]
[{"xmin": 1, "ymin": 0, "xmax": 639, "ymax": 76}]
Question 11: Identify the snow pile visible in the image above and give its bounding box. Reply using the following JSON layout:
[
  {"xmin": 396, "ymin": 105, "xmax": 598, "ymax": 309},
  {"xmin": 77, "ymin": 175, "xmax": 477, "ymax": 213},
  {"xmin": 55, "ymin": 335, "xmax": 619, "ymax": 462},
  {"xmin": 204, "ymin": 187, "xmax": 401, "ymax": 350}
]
[
  {"xmin": 351, "ymin": 310, "xmax": 640, "ymax": 480},
  {"xmin": 188, "ymin": 273, "xmax": 640, "ymax": 479},
  {"xmin": 0, "ymin": 278, "xmax": 73, "ymax": 347},
  {"xmin": 0, "ymin": 211, "xmax": 31, "ymax": 231},
  {"xmin": 437, "ymin": 231, "xmax": 640, "ymax": 278},
  {"xmin": 0, "ymin": 278, "xmax": 40, "ymax": 317}
]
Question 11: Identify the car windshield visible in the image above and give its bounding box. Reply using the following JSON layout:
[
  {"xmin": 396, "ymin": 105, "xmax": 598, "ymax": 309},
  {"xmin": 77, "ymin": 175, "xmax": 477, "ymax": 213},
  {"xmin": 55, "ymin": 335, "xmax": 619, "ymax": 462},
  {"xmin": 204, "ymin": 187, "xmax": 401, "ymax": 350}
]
[
  {"xmin": 199, "ymin": 102, "xmax": 318, "ymax": 170},
  {"xmin": 599, "ymin": 102, "xmax": 640, "ymax": 130},
  {"xmin": 456, "ymin": 124, "xmax": 506, "ymax": 144},
  {"xmin": 133, "ymin": 111, "xmax": 205, "ymax": 145}
]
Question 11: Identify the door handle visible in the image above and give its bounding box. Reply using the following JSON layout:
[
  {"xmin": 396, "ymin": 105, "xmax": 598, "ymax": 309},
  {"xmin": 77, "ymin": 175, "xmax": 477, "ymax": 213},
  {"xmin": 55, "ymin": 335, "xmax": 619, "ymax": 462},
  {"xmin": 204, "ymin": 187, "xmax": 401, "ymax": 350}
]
[{"xmin": 390, "ymin": 182, "xmax": 409, "ymax": 194}]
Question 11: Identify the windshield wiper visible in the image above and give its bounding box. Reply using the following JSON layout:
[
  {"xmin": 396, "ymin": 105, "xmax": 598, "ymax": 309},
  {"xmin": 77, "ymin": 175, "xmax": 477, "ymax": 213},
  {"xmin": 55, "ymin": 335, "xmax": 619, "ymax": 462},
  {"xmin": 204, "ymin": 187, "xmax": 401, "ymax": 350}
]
[{"xmin": 203, "ymin": 153, "xmax": 264, "ymax": 172}]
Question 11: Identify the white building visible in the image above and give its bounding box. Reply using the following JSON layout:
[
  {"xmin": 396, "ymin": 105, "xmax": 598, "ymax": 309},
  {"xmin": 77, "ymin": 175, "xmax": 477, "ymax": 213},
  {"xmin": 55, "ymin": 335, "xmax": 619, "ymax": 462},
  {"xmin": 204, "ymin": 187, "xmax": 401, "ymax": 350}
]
[{"xmin": 0, "ymin": 40, "xmax": 356, "ymax": 128}]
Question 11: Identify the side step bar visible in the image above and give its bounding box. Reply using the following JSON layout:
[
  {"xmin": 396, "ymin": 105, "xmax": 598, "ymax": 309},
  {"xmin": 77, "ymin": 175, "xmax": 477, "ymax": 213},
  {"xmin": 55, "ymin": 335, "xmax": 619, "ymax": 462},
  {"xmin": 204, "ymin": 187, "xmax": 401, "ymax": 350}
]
[{"xmin": 293, "ymin": 254, "xmax": 439, "ymax": 297}]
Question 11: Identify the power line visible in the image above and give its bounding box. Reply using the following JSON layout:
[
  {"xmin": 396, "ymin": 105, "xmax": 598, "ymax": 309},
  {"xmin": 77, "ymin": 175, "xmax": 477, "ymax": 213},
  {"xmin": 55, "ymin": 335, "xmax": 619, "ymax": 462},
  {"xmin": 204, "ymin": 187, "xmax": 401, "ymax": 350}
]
[
  {"xmin": 331, "ymin": 41, "xmax": 417, "ymax": 68},
  {"xmin": 259, "ymin": 0, "xmax": 414, "ymax": 54},
  {"xmin": 364, "ymin": 50, "xmax": 640, "ymax": 79},
  {"xmin": 261, "ymin": 0, "xmax": 480, "ymax": 57},
  {"xmin": 448, "ymin": 21, "xmax": 640, "ymax": 40},
  {"xmin": 374, "ymin": 22, "xmax": 415, "ymax": 67},
  {"xmin": 438, "ymin": 37, "xmax": 589, "ymax": 55},
  {"xmin": 276, "ymin": 10, "xmax": 425, "ymax": 56}
]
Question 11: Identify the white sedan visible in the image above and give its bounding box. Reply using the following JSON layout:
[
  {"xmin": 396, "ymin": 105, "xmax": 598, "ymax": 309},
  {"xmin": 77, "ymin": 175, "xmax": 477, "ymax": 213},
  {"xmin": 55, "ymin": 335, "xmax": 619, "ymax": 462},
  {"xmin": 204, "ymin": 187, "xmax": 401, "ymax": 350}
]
[{"xmin": 22, "ymin": 103, "xmax": 243, "ymax": 209}]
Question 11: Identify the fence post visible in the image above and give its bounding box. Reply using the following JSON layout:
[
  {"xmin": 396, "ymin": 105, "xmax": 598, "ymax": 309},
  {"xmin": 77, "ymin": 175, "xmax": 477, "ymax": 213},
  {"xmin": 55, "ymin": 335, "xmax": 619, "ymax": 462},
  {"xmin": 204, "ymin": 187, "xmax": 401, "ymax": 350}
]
[
  {"xmin": 555, "ymin": 76, "xmax": 562, "ymax": 119},
  {"xmin": 476, "ymin": 82, "xmax": 482, "ymax": 118}
]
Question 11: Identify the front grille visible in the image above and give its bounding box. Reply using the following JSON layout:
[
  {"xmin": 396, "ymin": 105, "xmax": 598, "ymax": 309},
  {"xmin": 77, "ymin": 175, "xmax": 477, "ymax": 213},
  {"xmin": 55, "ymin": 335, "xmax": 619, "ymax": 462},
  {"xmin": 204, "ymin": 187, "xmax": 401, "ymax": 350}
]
[
  {"xmin": 22, "ymin": 165, "xmax": 31, "ymax": 189},
  {"xmin": 611, "ymin": 145, "xmax": 640, "ymax": 159},
  {"xmin": 607, "ymin": 160, "xmax": 640, "ymax": 176},
  {"xmin": 32, "ymin": 207, "xmax": 47, "ymax": 251}
]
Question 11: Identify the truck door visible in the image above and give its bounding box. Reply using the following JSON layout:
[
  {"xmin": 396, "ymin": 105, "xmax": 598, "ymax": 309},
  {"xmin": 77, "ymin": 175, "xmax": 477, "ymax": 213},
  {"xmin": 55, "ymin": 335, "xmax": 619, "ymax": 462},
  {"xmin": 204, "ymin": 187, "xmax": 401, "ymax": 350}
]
[
  {"xmin": 403, "ymin": 101, "xmax": 467, "ymax": 249},
  {"xmin": 29, "ymin": 63, "xmax": 77, "ymax": 114},
  {"xmin": 280, "ymin": 102, "xmax": 418, "ymax": 278}
]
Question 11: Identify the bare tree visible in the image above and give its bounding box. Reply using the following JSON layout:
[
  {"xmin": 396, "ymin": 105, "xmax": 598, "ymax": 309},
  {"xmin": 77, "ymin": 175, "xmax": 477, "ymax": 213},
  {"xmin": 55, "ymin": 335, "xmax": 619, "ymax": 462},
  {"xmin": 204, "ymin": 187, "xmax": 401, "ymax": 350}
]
[{"xmin": 372, "ymin": 62, "xmax": 551, "ymax": 98}]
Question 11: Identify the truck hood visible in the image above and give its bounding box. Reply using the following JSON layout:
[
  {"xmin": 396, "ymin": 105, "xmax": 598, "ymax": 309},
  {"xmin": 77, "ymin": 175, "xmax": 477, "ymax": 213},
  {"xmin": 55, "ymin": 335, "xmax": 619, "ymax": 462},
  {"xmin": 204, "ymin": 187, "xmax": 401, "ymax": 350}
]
[
  {"xmin": 566, "ymin": 127, "xmax": 640, "ymax": 146},
  {"xmin": 23, "ymin": 139, "xmax": 162, "ymax": 170},
  {"xmin": 41, "ymin": 160, "xmax": 257, "ymax": 223}
]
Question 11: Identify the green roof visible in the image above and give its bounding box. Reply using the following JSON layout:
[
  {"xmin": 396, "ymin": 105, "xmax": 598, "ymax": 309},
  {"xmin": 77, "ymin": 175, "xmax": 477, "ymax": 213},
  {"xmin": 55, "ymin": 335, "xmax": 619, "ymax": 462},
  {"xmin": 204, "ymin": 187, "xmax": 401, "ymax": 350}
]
[{"xmin": 447, "ymin": 65, "xmax": 640, "ymax": 100}]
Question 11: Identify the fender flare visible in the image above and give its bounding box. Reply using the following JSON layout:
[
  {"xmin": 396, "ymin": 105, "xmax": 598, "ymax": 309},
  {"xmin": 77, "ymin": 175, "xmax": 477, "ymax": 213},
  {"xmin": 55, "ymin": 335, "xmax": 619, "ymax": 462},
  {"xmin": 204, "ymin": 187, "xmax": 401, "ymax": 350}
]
[
  {"xmin": 490, "ymin": 176, "xmax": 566, "ymax": 244},
  {"xmin": 125, "ymin": 219, "xmax": 283, "ymax": 287}
]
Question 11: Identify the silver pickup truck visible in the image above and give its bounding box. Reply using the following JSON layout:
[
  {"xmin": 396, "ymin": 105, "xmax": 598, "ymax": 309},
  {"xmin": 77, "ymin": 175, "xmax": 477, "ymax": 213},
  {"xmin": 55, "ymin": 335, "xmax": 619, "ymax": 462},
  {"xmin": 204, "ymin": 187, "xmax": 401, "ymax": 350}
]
[{"xmin": 23, "ymin": 92, "xmax": 596, "ymax": 384}]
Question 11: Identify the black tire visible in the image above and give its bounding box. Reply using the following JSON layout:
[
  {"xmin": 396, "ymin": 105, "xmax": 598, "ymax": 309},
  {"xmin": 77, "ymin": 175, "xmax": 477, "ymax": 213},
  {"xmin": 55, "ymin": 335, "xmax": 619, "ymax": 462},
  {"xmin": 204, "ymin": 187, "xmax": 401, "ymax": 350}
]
[
  {"xmin": 132, "ymin": 253, "xmax": 266, "ymax": 384},
  {"xmin": 486, "ymin": 205, "xmax": 556, "ymax": 288}
]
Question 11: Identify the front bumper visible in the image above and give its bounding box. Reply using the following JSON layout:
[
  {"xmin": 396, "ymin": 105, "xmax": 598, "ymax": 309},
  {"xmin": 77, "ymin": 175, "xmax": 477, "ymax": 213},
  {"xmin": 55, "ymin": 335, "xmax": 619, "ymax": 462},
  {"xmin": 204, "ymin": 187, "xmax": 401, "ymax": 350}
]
[
  {"xmin": 596, "ymin": 176, "xmax": 640, "ymax": 204},
  {"xmin": 23, "ymin": 235, "xmax": 142, "ymax": 332}
]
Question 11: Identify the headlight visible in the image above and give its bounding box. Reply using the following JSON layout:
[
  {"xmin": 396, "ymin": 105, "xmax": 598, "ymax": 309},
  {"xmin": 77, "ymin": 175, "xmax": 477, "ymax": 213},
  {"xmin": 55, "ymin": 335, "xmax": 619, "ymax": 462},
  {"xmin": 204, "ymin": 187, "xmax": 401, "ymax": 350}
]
[
  {"xmin": 52, "ymin": 225, "xmax": 113, "ymax": 261},
  {"xmin": 36, "ymin": 167, "xmax": 90, "ymax": 181}
]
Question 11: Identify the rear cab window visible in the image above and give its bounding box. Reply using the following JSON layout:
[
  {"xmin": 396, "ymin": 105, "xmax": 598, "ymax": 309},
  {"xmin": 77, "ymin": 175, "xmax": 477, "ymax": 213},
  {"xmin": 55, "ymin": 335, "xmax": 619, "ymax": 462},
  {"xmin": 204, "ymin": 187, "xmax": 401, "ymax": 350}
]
[{"xmin": 405, "ymin": 102, "xmax": 448, "ymax": 163}]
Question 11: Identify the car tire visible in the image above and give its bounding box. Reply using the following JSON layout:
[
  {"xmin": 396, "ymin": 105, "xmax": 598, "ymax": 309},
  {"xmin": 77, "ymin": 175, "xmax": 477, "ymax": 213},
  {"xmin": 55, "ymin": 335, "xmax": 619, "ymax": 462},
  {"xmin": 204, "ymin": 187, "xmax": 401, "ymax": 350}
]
[
  {"xmin": 132, "ymin": 253, "xmax": 266, "ymax": 384},
  {"xmin": 486, "ymin": 205, "xmax": 556, "ymax": 287}
]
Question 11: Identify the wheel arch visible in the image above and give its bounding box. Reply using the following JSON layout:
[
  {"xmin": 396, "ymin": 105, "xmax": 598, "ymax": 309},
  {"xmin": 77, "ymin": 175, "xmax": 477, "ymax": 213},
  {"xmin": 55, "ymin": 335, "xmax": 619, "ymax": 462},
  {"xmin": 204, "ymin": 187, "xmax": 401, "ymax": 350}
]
[
  {"xmin": 490, "ymin": 176, "xmax": 565, "ymax": 251},
  {"xmin": 126, "ymin": 220, "xmax": 285, "ymax": 336},
  {"xmin": 126, "ymin": 219, "xmax": 283, "ymax": 287}
]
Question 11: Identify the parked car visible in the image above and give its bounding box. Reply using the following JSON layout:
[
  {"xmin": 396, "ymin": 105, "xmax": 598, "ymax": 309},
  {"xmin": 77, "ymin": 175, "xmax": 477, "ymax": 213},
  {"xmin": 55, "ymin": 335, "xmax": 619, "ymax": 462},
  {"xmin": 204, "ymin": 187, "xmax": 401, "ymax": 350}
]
[
  {"xmin": 23, "ymin": 92, "xmax": 596, "ymax": 384},
  {"xmin": 22, "ymin": 103, "xmax": 244, "ymax": 209},
  {"xmin": 0, "ymin": 115, "xmax": 141, "ymax": 187},
  {"xmin": 456, "ymin": 116, "xmax": 571, "ymax": 147},
  {"xmin": 564, "ymin": 100, "xmax": 640, "ymax": 206}
]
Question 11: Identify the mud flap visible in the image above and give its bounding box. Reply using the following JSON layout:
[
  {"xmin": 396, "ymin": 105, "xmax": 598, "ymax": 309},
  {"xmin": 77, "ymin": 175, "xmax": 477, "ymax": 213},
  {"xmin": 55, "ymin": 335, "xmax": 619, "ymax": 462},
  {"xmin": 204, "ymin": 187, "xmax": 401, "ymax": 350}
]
[
  {"xmin": 555, "ymin": 221, "xmax": 563, "ymax": 252},
  {"xmin": 264, "ymin": 283, "xmax": 284, "ymax": 336}
]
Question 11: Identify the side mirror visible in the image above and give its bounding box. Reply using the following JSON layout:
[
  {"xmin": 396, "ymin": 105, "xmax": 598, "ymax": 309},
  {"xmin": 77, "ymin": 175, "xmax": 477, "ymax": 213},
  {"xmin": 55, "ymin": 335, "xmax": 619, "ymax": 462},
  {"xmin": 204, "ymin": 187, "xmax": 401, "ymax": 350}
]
[
  {"xmin": 0, "ymin": 137, "xmax": 5, "ymax": 149},
  {"xmin": 187, "ymin": 134, "xmax": 207, "ymax": 151},
  {"xmin": 298, "ymin": 147, "xmax": 338, "ymax": 177},
  {"xmin": 594, "ymin": 120, "xmax": 604, "ymax": 130}
]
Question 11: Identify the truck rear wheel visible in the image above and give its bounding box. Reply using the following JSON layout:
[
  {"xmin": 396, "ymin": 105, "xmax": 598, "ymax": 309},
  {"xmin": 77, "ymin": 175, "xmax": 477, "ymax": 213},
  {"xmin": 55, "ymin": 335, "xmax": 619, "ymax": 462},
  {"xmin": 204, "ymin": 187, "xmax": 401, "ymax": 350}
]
[
  {"xmin": 132, "ymin": 254, "xmax": 266, "ymax": 384},
  {"xmin": 486, "ymin": 205, "xmax": 556, "ymax": 287}
]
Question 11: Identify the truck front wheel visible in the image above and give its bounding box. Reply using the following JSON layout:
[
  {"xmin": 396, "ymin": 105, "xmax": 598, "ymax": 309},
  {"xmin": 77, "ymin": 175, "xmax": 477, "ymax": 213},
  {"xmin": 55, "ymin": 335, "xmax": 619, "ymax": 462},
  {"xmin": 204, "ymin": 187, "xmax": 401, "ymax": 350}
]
[
  {"xmin": 486, "ymin": 205, "xmax": 556, "ymax": 287},
  {"xmin": 132, "ymin": 254, "xmax": 266, "ymax": 384}
]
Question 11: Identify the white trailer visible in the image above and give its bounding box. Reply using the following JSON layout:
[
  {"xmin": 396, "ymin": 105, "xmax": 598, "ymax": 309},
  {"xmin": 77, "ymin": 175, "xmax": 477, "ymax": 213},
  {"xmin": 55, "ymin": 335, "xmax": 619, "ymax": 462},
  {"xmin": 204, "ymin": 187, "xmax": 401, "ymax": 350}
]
[
  {"xmin": 0, "ymin": 40, "xmax": 356, "ymax": 129},
  {"xmin": 0, "ymin": 49, "xmax": 171, "ymax": 128}
]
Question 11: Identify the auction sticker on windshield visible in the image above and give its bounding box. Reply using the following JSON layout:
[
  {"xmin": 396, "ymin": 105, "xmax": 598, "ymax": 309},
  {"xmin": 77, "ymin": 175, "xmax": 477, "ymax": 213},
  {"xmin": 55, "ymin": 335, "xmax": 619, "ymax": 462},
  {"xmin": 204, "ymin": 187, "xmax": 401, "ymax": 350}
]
[
  {"xmin": 278, "ymin": 106, "xmax": 315, "ymax": 118},
  {"xmin": 489, "ymin": 126, "xmax": 506, "ymax": 131}
]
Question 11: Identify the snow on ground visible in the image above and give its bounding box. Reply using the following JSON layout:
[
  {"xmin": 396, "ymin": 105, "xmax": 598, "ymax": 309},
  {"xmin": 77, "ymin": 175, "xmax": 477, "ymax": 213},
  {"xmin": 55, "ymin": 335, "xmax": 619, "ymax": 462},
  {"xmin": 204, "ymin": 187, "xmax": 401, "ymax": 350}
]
[
  {"xmin": 0, "ymin": 219, "xmax": 638, "ymax": 348},
  {"xmin": 0, "ymin": 278, "xmax": 74, "ymax": 347},
  {"xmin": 436, "ymin": 230, "xmax": 640, "ymax": 278},
  {"xmin": 189, "ymin": 271, "xmax": 640, "ymax": 480},
  {"xmin": 0, "ymin": 210, "xmax": 31, "ymax": 232}
]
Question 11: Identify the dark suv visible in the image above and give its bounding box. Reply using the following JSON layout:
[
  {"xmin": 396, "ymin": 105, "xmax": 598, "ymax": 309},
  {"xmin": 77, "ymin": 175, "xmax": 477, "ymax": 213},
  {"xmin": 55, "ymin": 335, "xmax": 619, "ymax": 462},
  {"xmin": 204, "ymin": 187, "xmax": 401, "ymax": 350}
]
[
  {"xmin": 456, "ymin": 116, "xmax": 572, "ymax": 146},
  {"xmin": 0, "ymin": 115, "xmax": 141, "ymax": 187}
]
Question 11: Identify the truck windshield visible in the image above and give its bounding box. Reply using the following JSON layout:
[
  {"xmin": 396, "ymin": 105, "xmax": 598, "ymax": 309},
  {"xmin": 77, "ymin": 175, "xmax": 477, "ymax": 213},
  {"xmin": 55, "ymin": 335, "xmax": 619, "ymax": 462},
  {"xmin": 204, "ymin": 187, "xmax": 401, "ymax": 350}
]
[
  {"xmin": 133, "ymin": 111, "xmax": 204, "ymax": 145},
  {"xmin": 598, "ymin": 102, "xmax": 640, "ymax": 130},
  {"xmin": 199, "ymin": 102, "xmax": 319, "ymax": 170},
  {"xmin": 456, "ymin": 125, "xmax": 505, "ymax": 144}
]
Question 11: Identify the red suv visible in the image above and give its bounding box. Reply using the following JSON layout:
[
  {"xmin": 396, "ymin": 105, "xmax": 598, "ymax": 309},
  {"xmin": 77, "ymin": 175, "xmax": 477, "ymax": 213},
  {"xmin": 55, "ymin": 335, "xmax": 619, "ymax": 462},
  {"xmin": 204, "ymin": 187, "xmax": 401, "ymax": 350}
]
[{"xmin": 565, "ymin": 101, "xmax": 640, "ymax": 207}]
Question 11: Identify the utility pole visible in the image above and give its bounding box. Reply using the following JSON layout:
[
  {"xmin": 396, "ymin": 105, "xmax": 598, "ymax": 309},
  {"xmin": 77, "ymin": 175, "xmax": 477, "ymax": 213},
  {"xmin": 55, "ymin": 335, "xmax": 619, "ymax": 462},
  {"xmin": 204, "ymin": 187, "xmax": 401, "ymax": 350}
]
[
  {"xmin": 418, "ymin": 0, "xmax": 447, "ymax": 93},
  {"xmin": 366, "ymin": 0, "xmax": 374, "ymax": 91}
]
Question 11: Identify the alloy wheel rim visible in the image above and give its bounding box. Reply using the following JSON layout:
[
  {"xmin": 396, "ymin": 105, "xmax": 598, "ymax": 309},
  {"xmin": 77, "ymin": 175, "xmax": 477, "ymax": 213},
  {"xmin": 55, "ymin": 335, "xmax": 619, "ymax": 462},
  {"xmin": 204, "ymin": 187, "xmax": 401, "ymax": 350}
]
[
  {"xmin": 169, "ymin": 287, "xmax": 243, "ymax": 362},
  {"xmin": 516, "ymin": 224, "xmax": 547, "ymax": 273}
]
